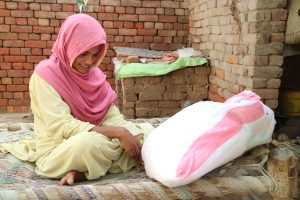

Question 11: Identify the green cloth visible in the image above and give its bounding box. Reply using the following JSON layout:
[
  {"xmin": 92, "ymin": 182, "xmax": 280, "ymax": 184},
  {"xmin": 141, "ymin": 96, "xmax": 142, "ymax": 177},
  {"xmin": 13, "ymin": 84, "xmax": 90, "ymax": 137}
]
[{"xmin": 116, "ymin": 57, "xmax": 208, "ymax": 79}]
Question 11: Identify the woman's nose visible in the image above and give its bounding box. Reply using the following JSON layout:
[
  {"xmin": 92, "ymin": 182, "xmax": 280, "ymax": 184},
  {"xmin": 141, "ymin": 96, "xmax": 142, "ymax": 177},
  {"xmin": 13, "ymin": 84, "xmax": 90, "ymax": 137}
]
[{"xmin": 84, "ymin": 55, "xmax": 93, "ymax": 65}]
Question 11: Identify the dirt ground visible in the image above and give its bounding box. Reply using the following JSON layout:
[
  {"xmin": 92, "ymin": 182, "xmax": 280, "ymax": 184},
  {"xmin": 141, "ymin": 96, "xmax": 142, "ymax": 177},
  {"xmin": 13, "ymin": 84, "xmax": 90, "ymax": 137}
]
[{"xmin": 0, "ymin": 112, "xmax": 34, "ymax": 123}]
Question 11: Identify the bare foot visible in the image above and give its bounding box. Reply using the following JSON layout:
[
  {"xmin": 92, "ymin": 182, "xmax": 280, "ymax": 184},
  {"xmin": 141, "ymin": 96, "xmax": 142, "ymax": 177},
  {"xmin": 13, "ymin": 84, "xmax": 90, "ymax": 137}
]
[{"xmin": 59, "ymin": 170, "xmax": 87, "ymax": 186}]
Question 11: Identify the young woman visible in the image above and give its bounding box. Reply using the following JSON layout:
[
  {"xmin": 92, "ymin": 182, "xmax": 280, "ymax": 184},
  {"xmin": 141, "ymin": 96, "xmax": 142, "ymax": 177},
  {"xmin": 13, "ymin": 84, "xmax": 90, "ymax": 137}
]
[{"xmin": 0, "ymin": 14, "xmax": 154, "ymax": 186}]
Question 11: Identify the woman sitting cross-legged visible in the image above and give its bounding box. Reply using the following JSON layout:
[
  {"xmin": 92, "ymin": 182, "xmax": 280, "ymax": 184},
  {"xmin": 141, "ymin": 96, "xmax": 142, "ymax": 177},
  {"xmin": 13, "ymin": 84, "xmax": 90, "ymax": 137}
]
[{"xmin": 0, "ymin": 14, "xmax": 154, "ymax": 186}]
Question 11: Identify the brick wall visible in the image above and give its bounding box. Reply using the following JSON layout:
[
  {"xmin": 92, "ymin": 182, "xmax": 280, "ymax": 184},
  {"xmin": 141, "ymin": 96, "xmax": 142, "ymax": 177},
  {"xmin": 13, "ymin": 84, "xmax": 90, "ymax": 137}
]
[
  {"xmin": 0, "ymin": 0, "xmax": 189, "ymax": 112},
  {"xmin": 189, "ymin": 0, "xmax": 287, "ymax": 109},
  {"xmin": 121, "ymin": 66, "xmax": 209, "ymax": 118}
]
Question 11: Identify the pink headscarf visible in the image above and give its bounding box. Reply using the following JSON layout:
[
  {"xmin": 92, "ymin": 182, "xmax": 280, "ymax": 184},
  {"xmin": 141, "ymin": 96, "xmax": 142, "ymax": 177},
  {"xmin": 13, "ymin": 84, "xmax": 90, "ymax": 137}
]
[{"xmin": 35, "ymin": 14, "xmax": 117, "ymax": 125}]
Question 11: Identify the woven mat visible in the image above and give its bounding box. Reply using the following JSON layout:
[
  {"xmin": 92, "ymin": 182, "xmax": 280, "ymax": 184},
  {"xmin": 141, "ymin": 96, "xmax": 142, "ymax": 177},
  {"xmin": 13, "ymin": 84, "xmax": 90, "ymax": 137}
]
[{"xmin": 0, "ymin": 120, "xmax": 273, "ymax": 200}]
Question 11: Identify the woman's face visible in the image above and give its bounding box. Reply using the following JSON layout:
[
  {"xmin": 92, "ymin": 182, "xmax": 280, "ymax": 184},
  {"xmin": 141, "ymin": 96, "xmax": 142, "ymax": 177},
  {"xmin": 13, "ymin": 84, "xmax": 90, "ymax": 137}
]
[{"xmin": 72, "ymin": 44, "xmax": 104, "ymax": 73}]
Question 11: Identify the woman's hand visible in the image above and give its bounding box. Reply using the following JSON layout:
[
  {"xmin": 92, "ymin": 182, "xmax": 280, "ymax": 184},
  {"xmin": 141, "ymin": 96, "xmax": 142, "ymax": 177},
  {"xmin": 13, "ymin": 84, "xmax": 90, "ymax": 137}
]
[
  {"xmin": 117, "ymin": 127, "xmax": 143, "ymax": 167},
  {"xmin": 90, "ymin": 126, "xmax": 143, "ymax": 166}
]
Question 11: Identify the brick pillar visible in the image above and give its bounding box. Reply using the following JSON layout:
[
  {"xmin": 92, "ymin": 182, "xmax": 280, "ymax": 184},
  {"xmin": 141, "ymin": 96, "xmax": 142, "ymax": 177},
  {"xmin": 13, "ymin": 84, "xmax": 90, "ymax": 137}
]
[{"xmin": 189, "ymin": 0, "xmax": 287, "ymax": 109}]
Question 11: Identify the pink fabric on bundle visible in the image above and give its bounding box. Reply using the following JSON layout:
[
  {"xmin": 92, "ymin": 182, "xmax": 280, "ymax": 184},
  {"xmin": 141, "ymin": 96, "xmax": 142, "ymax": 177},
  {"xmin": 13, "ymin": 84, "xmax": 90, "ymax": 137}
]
[
  {"xmin": 176, "ymin": 101, "xmax": 264, "ymax": 178},
  {"xmin": 35, "ymin": 14, "xmax": 117, "ymax": 125}
]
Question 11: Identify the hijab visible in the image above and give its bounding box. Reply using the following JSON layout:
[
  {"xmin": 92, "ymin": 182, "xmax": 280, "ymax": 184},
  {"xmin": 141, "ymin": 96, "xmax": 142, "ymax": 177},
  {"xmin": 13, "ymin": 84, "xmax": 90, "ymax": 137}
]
[{"xmin": 35, "ymin": 14, "xmax": 117, "ymax": 125}]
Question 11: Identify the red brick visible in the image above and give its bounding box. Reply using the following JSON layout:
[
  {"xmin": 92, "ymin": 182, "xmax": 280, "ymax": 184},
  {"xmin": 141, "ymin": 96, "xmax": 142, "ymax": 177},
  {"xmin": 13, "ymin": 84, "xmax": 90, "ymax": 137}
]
[
  {"xmin": 51, "ymin": 4, "xmax": 62, "ymax": 11},
  {"xmin": 99, "ymin": 13, "xmax": 119, "ymax": 21},
  {"xmin": 0, "ymin": 25, "xmax": 10, "ymax": 32},
  {"xmin": 215, "ymin": 69, "xmax": 225, "ymax": 79},
  {"xmin": 1, "ymin": 78, "xmax": 12, "ymax": 85},
  {"xmin": 11, "ymin": 10, "xmax": 33, "ymax": 18},
  {"xmin": 119, "ymin": 29, "xmax": 137, "ymax": 36},
  {"xmin": 113, "ymin": 21, "xmax": 123, "ymax": 28},
  {"xmin": 4, "ymin": 17, "xmax": 15, "ymax": 24},
  {"xmin": 16, "ymin": 18, "xmax": 27, "ymax": 25},
  {"xmin": 126, "ymin": 7, "xmax": 135, "ymax": 14},
  {"xmin": 12, "ymin": 63, "xmax": 23, "ymax": 69},
  {"xmin": 41, "ymin": 4, "xmax": 52, "ymax": 11},
  {"xmin": 105, "ymin": 6, "xmax": 114, "ymax": 13},
  {"xmin": 178, "ymin": 16, "xmax": 188, "ymax": 23},
  {"xmin": 23, "ymin": 63, "xmax": 34, "ymax": 70},
  {"xmin": 63, "ymin": 4, "xmax": 73, "ymax": 12},
  {"xmin": 50, "ymin": 19, "xmax": 60, "ymax": 26},
  {"xmin": 121, "ymin": 0, "xmax": 141, "ymax": 7},
  {"xmin": 154, "ymin": 36, "xmax": 163, "ymax": 43},
  {"xmin": 7, "ymin": 70, "xmax": 28, "ymax": 77},
  {"xmin": 6, "ymin": 2, "xmax": 17, "ymax": 9},
  {"xmin": 22, "ymin": 106, "xmax": 30, "ymax": 112},
  {"xmin": 13, "ymin": 92, "xmax": 24, "ymax": 99},
  {"xmin": 31, "ymin": 48, "xmax": 42, "ymax": 55},
  {"xmin": 21, "ymin": 48, "xmax": 31, "ymax": 55},
  {"xmin": 43, "ymin": 48, "xmax": 52, "ymax": 56},
  {"xmin": 27, "ymin": 56, "xmax": 46, "ymax": 63},
  {"xmin": 0, "ymin": 70, "xmax": 7, "ymax": 77},
  {"xmin": 4, "ymin": 56, "xmax": 26, "ymax": 63},
  {"xmin": 208, "ymin": 91, "xmax": 225, "ymax": 102},
  {"xmin": 228, "ymin": 83, "xmax": 245, "ymax": 94},
  {"xmin": 103, "ymin": 21, "xmax": 114, "ymax": 28},
  {"xmin": 34, "ymin": 11, "xmax": 55, "ymax": 19},
  {"xmin": 163, "ymin": 23, "xmax": 173, "ymax": 30},
  {"xmin": 18, "ymin": 2, "xmax": 29, "ymax": 10},
  {"xmin": 0, "ymin": 1, "xmax": 4, "ymax": 9},
  {"xmin": 28, "ymin": 18, "xmax": 38, "ymax": 25},
  {"xmin": 143, "ymin": 1, "xmax": 160, "ymax": 7},
  {"xmin": 145, "ymin": 8, "xmax": 155, "ymax": 15},
  {"xmin": 28, "ymin": 33, "xmax": 40, "ymax": 40},
  {"xmin": 115, "ymin": 6, "xmax": 125, "ymax": 14},
  {"xmin": 18, "ymin": 33, "xmax": 29, "ymax": 40},
  {"xmin": 144, "ymin": 36, "xmax": 154, "ymax": 42},
  {"xmin": 135, "ymin": 22, "xmax": 144, "ymax": 29},
  {"xmin": 0, "ymin": 9, "xmax": 10, "ymax": 17},
  {"xmin": 150, "ymin": 43, "xmax": 169, "ymax": 50},
  {"xmin": 8, "ymin": 99, "xmax": 30, "ymax": 106},
  {"xmin": 271, "ymin": 33, "xmax": 284, "ymax": 42},
  {"xmin": 158, "ymin": 30, "xmax": 176, "ymax": 36},
  {"xmin": 137, "ymin": 29, "xmax": 157, "ymax": 36},
  {"xmin": 33, "ymin": 26, "xmax": 54, "ymax": 33},
  {"xmin": 3, "ymin": 92, "xmax": 13, "ymax": 99},
  {"xmin": 165, "ymin": 8, "xmax": 175, "ymax": 15},
  {"xmin": 136, "ymin": 8, "xmax": 145, "ymax": 14},
  {"xmin": 164, "ymin": 37, "xmax": 172, "ymax": 44},
  {"xmin": 0, "ymin": 48, "xmax": 9, "ymax": 55},
  {"xmin": 159, "ymin": 15, "xmax": 177, "ymax": 23},
  {"xmin": 7, "ymin": 85, "xmax": 27, "ymax": 92},
  {"xmin": 25, "ymin": 40, "xmax": 46, "ymax": 48},
  {"xmin": 11, "ymin": 25, "xmax": 32, "ymax": 33},
  {"xmin": 0, "ymin": 33, "xmax": 17, "ymax": 40},
  {"xmin": 41, "ymin": 33, "xmax": 51, "ymax": 40},
  {"xmin": 13, "ymin": 78, "xmax": 23, "ymax": 85},
  {"xmin": 272, "ymin": 9, "xmax": 287, "ymax": 21},
  {"xmin": 9, "ymin": 48, "xmax": 21, "ymax": 55},
  {"xmin": 29, "ymin": 3, "xmax": 41, "ymax": 10},
  {"xmin": 124, "ymin": 36, "xmax": 134, "ymax": 42},
  {"xmin": 119, "ymin": 14, "xmax": 138, "ymax": 21},
  {"xmin": 0, "ymin": 85, "xmax": 6, "ymax": 92},
  {"xmin": 139, "ymin": 15, "xmax": 158, "ymax": 22},
  {"xmin": 124, "ymin": 22, "xmax": 134, "ymax": 28},
  {"xmin": 47, "ymin": 41, "xmax": 54, "ymax": 48},
  {"xmin": 0, "ymin": 99, "xmax": 8, "ymax": 106},
  {"xmin": 0, "ymin": 63, "xmax": 11, "ymax": 70},
  {"xmin": 225, "ymin": 54, "xmax": 239, "ymax": 64},
  {"xmin": 53, "ymin": 29, "xmax": 59, "ymax": 36},
  {"xmin": 134, "ymin": 36, "xmax": 143, "ymax": 42}
]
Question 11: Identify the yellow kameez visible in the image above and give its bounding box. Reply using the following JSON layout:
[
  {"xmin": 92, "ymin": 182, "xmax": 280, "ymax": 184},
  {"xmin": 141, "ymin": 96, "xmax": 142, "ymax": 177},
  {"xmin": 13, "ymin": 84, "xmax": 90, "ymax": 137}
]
[{"xmin": 0, "ymin": 73, "xmax": 154, "ymax": 180}]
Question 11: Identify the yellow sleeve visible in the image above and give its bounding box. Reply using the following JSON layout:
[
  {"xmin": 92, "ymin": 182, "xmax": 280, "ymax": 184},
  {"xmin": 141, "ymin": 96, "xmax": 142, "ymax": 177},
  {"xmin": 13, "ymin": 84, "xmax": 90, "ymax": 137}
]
[{"xmin": 29, "ymin": 73, "xmax": 95, "ymax": 139}]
